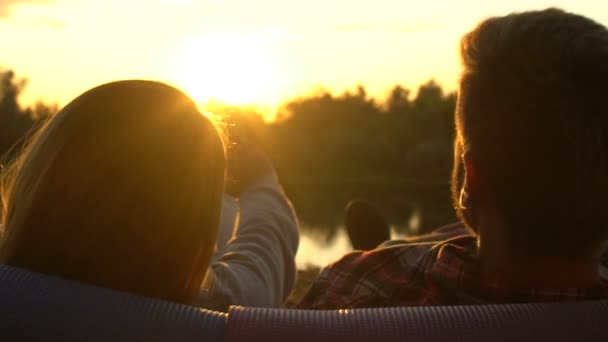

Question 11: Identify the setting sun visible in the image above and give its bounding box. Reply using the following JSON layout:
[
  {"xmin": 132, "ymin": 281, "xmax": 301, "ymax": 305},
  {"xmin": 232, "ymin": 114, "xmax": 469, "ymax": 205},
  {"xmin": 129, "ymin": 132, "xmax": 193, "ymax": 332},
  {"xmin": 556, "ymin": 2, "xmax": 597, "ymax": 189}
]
[{"xmin": 168, "ymin": 34, "xmax": 281, "ymax": 106}]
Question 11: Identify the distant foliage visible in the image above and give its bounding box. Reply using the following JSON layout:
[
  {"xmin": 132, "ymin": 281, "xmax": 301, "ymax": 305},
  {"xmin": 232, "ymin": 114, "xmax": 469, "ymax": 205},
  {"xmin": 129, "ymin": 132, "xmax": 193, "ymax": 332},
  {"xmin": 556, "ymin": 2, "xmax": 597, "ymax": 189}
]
[
  {"xmin": 0, "ymin": 69, "xmax": 56, "ymax": 161},
  {"xmin": 270, "ymin": 80, "xmax": 456, "ymax": 184},
  {"xmin": 218, "ymin": 80, "xmax": 458, "ymax": 233}
]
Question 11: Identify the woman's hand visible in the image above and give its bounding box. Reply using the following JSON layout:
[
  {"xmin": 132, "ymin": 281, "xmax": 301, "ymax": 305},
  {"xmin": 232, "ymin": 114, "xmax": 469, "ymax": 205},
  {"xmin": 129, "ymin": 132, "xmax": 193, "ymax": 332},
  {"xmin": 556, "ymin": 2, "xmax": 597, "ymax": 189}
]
[{"xmin": 225, "ymin": 140, "xmax": 275, "ymax": 197}]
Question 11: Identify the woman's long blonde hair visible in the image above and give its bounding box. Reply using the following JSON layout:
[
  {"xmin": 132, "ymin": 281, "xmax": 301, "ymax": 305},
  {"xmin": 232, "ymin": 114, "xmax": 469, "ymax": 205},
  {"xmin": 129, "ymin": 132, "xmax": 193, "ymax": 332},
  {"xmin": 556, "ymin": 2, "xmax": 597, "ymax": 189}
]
[{"xmin": 0, "ymin": 80, "xmax": 225, "ymax": 304}]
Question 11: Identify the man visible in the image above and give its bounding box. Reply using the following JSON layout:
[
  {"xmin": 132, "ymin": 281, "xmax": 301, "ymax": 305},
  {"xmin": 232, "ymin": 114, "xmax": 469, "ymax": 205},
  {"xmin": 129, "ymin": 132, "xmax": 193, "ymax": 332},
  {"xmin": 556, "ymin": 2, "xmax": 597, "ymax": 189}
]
[{"xmin": 297, "ymin": 8, "xmax": 608, "ymax": 309}]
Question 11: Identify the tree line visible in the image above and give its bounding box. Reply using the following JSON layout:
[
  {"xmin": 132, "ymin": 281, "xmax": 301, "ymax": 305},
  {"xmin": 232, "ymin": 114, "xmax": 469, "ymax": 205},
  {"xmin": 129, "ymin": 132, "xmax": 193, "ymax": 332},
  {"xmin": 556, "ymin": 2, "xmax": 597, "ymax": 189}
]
[{"xmin": 218, "ymin": 81, "xmax": 458, "ymax": 235}]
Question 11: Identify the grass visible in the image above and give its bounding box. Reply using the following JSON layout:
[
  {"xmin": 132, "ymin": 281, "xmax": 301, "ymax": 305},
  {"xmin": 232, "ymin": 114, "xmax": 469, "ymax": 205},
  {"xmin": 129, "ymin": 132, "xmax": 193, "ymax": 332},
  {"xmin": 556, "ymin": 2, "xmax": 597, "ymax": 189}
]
[{"xmin": 285, "ymin": 266, "xmax": 322, "ymax": 307}]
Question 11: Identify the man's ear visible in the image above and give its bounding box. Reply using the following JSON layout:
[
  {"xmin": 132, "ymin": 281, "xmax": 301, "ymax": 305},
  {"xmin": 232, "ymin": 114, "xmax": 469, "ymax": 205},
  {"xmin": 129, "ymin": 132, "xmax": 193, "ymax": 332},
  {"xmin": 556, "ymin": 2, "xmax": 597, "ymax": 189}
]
[
  {"xmin": 463, "ymin": 152, "xmax": 478, "ymax": 185},
  {"xmin": 460, "ymin": 152, "xmax": 479, "ymax": 206}
]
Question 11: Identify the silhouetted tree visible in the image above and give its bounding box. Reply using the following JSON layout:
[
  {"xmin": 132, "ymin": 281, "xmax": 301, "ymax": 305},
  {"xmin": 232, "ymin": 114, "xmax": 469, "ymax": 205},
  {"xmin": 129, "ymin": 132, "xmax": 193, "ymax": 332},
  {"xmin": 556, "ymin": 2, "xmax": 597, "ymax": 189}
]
[
  {"xmin": 386, "ymin": 85, "xmax": 411, "ymax": 116},
  {"xmin": 0, "ymin": 69, "xmax": 54, "ymax": 160}
]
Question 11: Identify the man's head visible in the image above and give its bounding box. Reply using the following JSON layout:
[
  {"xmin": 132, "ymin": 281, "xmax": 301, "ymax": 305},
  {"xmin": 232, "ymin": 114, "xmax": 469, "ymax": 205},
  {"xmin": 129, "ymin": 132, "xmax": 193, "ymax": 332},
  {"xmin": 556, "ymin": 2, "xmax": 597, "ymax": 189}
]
[{"xmin": 454, "ymin": 8, "xmax": 608, "ymax": 260}]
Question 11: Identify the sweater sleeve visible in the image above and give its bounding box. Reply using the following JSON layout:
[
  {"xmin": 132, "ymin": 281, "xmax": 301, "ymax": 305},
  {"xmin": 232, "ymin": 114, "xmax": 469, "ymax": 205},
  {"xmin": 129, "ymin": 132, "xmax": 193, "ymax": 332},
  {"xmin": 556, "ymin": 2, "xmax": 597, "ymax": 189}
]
[
  {"xmin": 196, "ymin": 173, "xmax": 300, "ymax": 311},
  {"xmin": 215, "ymin": 195, "xmax": 239, "ymax": 250}
]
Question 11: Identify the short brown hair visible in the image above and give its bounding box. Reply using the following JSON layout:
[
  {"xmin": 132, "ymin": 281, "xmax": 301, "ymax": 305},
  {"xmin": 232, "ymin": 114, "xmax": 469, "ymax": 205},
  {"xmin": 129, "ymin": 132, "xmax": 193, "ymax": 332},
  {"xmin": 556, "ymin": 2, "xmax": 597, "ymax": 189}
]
[{"xmin": 457, "ymin": 8, "xmax": 608, "ymax": 258}]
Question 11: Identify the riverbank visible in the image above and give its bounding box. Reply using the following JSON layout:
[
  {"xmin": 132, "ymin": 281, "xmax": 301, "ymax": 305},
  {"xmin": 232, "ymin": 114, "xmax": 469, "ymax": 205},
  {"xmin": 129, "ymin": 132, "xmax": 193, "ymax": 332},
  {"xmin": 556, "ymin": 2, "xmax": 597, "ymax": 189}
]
[{"xmin": 285, "ymin": 266, "xmax": 322, "ymax": 307}]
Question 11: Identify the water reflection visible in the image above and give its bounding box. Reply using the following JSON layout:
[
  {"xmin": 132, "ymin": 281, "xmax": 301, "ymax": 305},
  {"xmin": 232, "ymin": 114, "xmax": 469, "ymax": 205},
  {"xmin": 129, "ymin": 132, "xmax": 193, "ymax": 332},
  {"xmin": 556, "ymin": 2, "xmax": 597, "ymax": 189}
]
[
  {"xmin": 296, "ymin": 227, "xmax": 351, "ymax": 268},
  {"xmin": 296, "ymin": 225, "xmax": 409, "ymax": 268}
]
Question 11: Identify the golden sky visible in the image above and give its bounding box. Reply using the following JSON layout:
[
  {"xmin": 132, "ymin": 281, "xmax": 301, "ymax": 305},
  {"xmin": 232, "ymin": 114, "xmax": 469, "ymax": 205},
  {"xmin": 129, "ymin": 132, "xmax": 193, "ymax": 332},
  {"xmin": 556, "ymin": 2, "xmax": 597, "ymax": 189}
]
[{"xmin": 2, "ymin": 0, "xmax": 608, "ymax": 110}]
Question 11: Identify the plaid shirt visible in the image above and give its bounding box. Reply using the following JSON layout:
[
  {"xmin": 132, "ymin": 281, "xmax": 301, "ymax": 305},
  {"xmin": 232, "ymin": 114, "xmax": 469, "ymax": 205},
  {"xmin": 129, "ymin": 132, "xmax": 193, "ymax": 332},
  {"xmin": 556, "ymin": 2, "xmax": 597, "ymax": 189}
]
[{"xmin": 297, "ymin": 225, "xmax": 608, "ymax": 309}]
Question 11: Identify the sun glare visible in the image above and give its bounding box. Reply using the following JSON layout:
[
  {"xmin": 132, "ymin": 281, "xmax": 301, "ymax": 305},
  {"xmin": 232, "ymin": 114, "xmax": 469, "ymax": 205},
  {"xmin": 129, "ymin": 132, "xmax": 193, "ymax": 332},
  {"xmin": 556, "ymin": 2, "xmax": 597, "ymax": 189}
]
[{"xmin": 169, "ymin": 34, "xmax": 281, "ymax": 106}]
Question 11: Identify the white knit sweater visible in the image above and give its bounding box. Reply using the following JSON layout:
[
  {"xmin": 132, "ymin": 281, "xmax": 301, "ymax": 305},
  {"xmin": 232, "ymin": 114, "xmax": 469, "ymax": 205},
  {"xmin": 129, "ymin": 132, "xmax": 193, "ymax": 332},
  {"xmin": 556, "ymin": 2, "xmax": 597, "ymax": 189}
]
[{"xmin": 196, "ymin": 173, "xmax": 300, "ymax": 311}]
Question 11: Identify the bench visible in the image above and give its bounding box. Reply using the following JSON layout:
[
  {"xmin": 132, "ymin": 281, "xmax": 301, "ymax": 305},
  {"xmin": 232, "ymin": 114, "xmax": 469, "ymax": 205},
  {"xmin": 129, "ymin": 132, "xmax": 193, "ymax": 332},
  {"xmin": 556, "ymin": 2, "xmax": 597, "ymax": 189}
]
[{"xmin": 1, "ymin": 264, "xmax": 606, "ymax": 341}]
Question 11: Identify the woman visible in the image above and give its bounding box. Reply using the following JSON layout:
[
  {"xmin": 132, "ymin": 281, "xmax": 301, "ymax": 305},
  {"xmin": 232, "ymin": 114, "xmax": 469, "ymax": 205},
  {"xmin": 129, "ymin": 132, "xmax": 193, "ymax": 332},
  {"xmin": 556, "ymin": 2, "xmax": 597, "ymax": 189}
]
[{"xmin": 0, "ymin": 80, "xmax": 225, "ymax": 304}]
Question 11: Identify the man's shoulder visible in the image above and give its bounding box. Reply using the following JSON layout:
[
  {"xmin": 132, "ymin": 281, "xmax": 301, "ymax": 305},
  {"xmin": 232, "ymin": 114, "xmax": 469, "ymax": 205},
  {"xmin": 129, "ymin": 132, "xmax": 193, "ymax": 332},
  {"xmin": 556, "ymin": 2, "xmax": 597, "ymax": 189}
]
[
  {"xmin": 297, "ymin": 235, "xmax": 476, "ymax": 309},
  {"xmin": 295, "ymin": 243, "xmax": 431, "ymax": 309},
  {"xmin": 329, "ymin": 235, "xmax": 475, "ymax": 280},
  {"xmin": 332, "ymin": 241, "xmax": 437, "ymax": 274}
]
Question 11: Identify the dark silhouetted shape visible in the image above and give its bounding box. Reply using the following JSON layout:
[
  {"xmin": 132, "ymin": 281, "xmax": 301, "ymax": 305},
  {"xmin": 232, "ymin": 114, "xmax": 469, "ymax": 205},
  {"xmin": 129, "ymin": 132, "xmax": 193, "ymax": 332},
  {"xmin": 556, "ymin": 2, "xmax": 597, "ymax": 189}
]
[{"xmin": 344, "ymin": 200, "xmax": 390, "ymax": 250}]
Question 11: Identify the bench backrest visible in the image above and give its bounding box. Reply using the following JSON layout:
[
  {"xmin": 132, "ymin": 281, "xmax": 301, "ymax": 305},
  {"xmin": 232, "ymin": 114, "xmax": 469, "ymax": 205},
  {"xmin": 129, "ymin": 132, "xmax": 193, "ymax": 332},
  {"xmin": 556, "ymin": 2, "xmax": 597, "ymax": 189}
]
[
  {"xmin": 225, "ymin": 301, "xmax": 608, "ymax": 342},
  {"xmin": 1, "ymin": 264, "xmax": 607, "ymax": 341},
  {"xmin": 0, "ymin": 264, "xmax": 226, "ymax": 342}
]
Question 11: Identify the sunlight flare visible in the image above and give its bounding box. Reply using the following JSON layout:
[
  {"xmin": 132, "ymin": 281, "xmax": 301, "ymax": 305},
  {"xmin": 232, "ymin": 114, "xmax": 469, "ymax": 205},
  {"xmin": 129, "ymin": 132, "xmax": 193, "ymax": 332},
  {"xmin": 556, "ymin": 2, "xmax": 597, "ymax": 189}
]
[{"xmin": 170, "ymin": 34, "xmax": 281, "ymax": 106}]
